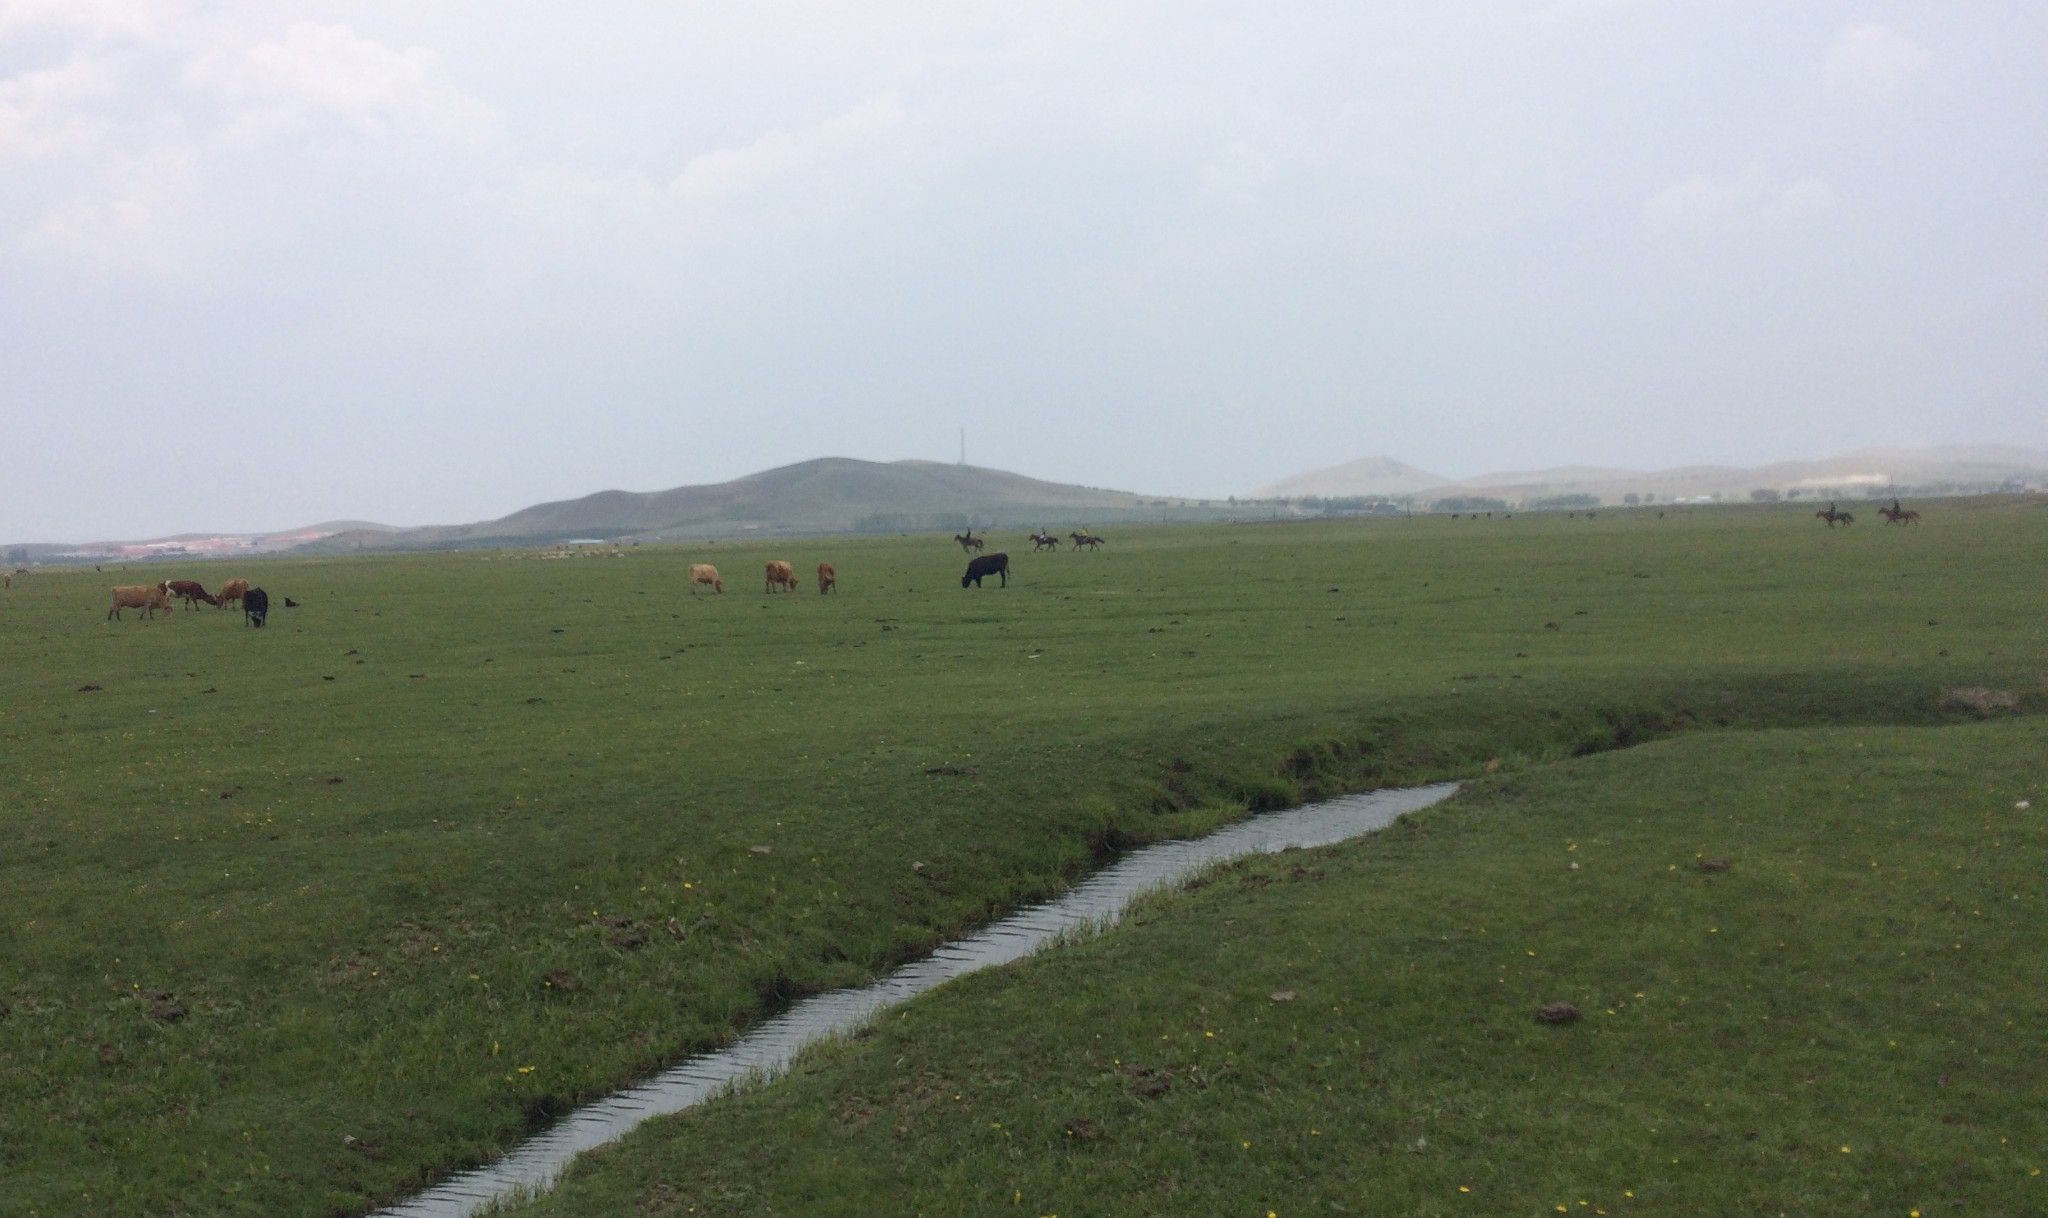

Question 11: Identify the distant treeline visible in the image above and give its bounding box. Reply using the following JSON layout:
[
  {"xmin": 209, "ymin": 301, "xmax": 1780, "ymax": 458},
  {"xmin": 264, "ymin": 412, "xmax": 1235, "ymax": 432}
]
[{"xmin": 1282, "ymin": 496, "xmax": 1410, "ymax": 516}]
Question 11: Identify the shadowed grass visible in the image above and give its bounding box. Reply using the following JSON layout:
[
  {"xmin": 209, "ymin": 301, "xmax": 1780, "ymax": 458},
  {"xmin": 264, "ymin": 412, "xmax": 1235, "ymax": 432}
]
[{"xmin": 1, "ymin": 500, "xmax": 2043, "ymax": 1215}]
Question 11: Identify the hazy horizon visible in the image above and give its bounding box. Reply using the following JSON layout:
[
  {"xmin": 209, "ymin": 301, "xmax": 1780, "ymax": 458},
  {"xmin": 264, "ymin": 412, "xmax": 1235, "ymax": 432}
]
[
  {"xmin": 6, "ymin": 3, "xmax": 2045, "ymax": 540},
  {"xmin": 12, "ymin": 440, "xmax": 2048, "ymax": 546}
]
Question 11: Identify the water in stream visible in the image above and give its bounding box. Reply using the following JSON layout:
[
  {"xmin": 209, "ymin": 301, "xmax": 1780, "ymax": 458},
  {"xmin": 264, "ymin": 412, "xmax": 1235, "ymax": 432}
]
[{"xmin": 375, "ymin": 781, "xmax": 1459, "ymax": 1217}]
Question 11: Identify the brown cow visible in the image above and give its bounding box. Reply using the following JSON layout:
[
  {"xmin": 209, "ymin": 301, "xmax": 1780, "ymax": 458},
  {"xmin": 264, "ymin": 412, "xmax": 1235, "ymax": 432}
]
[
  {"xmin": 108, "ymin": 585, "xmax": 173, "ymax": 620},
  {"xmin": 690, "ymin": 563, "xmax": 724, "ymax": 594},
  {"xmin": 216, "ymin": 578, "xmax": 250, "ymax": 609},
  {"xmin": 816, "ymin": 562, "xmax": 836, "ymax": 594},
  {"xmin": 764, "ymin": 560, "xmax": 799, "ymax": 593},
  {"xmin": 163, "ymin": 579, "xmax": 219, "ymax": 608}
]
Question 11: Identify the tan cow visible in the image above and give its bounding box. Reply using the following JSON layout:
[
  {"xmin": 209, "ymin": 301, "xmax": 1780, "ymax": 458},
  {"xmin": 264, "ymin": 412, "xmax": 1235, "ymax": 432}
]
[
  {"xmin": 216, "ymin": 578, "xmax": 250, "ymax": 609},
  {"xmin": 108, "ymin": 585, "xmax": 173, "ymax": 620},
  {"xmin": 816, "ymin": 562, "xmax": 836, "ymax": 594},
  {"xmin": 690, "ymin": 563, "xmax": 724, "ymax": 594},
  {"xmin": 764, "ymin": 560, "xmax": 799, "ymax": 593}
]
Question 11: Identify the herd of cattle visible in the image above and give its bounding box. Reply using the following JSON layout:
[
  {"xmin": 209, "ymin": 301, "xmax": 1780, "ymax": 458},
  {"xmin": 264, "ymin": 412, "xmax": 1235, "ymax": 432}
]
[
  {"xmin": 686, "ymin": 560, "xmax": 836, "ymax": 595},
  {"xmin": 105, "ymin": 578, "xmax": 274, "ymax": 626},
  {"xmin": 680, "ymin": 529, "xmax": 1098, "ymax": 598},
  {"xmin": 70, "ymin": 527, "xmax": 1096, "ymax": 625}
]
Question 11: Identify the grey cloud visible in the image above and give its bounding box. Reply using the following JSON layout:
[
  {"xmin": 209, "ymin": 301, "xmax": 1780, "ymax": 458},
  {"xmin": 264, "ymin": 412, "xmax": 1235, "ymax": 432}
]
[{"xmin": 2, "ymin": 2, "xmax": 2044, "ymax": 541}]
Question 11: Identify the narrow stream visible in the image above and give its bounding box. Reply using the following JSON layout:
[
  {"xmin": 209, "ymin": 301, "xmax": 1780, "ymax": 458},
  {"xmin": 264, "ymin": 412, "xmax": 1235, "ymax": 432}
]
[{"xmin": 374, "ymin": 781, "xmax": 1460, "ymax": 1217}]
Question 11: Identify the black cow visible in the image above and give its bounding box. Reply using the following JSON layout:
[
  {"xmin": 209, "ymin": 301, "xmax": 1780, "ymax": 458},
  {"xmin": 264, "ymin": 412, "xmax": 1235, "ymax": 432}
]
[
  {"xmin": 961, "ymin": 552, "xmax": 1009, "ymax": 588},
  {"xmin": 244, "ymin": 586, "xmax": 269, "ymax": 627}
]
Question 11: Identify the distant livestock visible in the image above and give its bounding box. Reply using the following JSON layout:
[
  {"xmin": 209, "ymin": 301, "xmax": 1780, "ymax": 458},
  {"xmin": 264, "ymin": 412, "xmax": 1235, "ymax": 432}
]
[
  {"xmin": 816, "ymin": 562, "xmax": 836, "ymax": 594},
  {"xmin": 244, "ymin": 587, "xmax": 269, "ymax": 627},
  {"xmin": 108, "ymin": 585, "xmax": 173, "ymax": 620},
  {"xmin": 690, "ymin": 563, "xmax": 724, "ymax": 594},
  {"xmin": 764, "ymin": 561, "xmax": 800, "ymax": 593},
  {"xmin": 216, "ymin": 578, "xmax": 250, "ymax": 609},
  {"xmin": 162, "ymin": 579, "xmax": 219, "ymax": 608},
  {"xmin": 962, "ymin": 552, "xmax": 1009, "ymax": 588}
]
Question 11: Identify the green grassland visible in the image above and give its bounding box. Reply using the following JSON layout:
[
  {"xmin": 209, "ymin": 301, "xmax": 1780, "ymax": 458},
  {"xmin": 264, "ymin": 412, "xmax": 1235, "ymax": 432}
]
[
  {"xmin": 1, "ymin": 501, "xmax": 2041, "ymax": 1216},
  {"xmin": 512, "ymin": 717, "xmax": 2048, "ymax": 1218}
]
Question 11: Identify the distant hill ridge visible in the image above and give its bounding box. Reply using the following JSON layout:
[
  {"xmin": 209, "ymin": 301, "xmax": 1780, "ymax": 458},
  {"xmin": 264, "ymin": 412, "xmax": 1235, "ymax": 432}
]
[
  {"xmin": 1255, "ymin": 444, "xmax": 2048, "ymax": 503},
  {"xmin": 297, "ymin": 457, "xmax": 1234, "ymax": 553},
  {"xmin": 1255, "ymin": 457, "xmax": 1450, "ymax": 499}
]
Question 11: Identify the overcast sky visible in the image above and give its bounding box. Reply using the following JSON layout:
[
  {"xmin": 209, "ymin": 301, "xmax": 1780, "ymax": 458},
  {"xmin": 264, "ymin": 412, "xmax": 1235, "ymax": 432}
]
[{"xmin": 4, "ymin": 2, "xmax": 2045, "ymax": 540}]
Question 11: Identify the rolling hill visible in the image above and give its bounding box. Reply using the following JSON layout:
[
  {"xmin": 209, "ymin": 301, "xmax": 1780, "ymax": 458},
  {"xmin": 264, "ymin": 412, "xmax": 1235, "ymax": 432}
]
[
  {"xmin": 296, "ymin": 458, "xmax": 1236, "ymax": 553},
  {"xmin": 1252, "ymin": 456, "xmax": 1450, "ymax": 500}
]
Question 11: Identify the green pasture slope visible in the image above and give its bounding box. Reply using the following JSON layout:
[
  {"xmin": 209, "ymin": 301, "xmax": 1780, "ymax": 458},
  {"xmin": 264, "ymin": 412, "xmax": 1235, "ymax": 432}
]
[{"xmin": 0, "ymin": 500, "xmax": 2041, "ymax": 1216}]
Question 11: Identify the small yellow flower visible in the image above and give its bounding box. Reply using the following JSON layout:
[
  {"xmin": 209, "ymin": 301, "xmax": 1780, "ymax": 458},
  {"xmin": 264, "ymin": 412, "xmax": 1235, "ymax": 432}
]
[
  {"xmin": 1840, "ymin": 1145, "xmax": 1851, "ymax": 1154},
  {"xmin": 517, "ymin": 1064, "xmax": 535, "ymax": 1074},
  {"xmin": 1458, "ymin": 1186, "xmax": 1470, "ymax": 1193}
]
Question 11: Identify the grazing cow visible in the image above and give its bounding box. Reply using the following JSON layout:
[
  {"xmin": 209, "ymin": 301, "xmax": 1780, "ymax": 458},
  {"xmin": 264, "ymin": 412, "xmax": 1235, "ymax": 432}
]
[
  {"xmin": 690, "ymin": 563, "xmax": 724, "ymax": 594},
  {"xmin": 107, "ymin": 585, "xmax": 173, "ymax": 620},
  {"xmin": 244, "ymin": 587, "xmax": 269, "ymax": 627},
  {"xmin": 216, "ymin": 578, "xmax": 250, "ymax": 609},
  {"xmin": 284, "ymin": 597, "xmax": 299, "ymax": 608},
  {"xmin": 163, "ymin": 579, "xmax": 219, "ymax": 608},
  {"xmin": 816, "ymin": 562, "xmax": 836, "ymax": 594},
  {"xmin": 961, "ymin": 552, "xmax": 1010, "ymax": 588},
  {"xmin": 764, "ymin": 560, "xmax": 799, "ymax": 593}
]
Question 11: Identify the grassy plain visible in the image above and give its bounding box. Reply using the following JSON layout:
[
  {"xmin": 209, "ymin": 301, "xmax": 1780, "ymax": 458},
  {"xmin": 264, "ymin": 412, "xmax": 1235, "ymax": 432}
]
[
  {"xmin": 514, "ymin": 718, "xmax": 2048, "ymax": 1218},
  {"xmin": 0, "ymin": 500, "xmax": 2041, "ymax": 1216}
]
